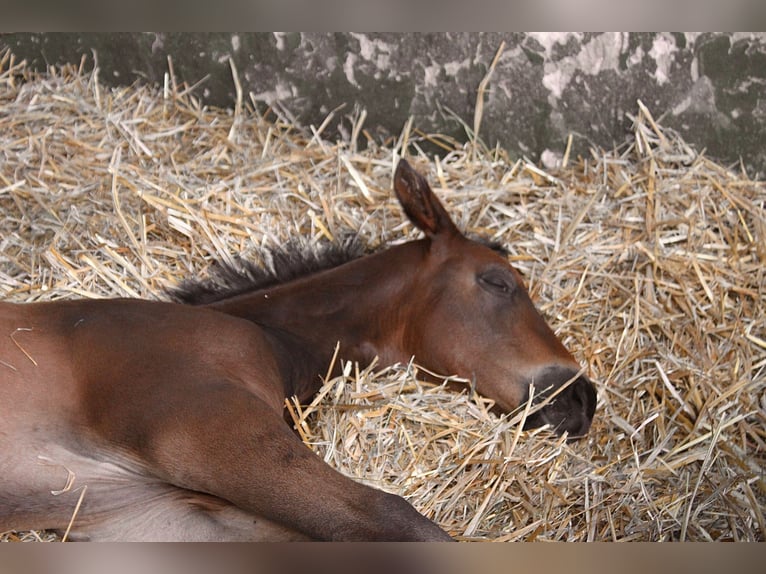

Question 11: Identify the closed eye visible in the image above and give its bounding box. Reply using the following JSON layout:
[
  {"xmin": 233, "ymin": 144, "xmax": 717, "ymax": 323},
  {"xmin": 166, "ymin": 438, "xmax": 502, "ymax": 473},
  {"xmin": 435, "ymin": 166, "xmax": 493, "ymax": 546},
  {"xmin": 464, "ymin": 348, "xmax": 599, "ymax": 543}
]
[{"xmin": 477, "ymin": 269, "xmax": 517, "ymax": 296}]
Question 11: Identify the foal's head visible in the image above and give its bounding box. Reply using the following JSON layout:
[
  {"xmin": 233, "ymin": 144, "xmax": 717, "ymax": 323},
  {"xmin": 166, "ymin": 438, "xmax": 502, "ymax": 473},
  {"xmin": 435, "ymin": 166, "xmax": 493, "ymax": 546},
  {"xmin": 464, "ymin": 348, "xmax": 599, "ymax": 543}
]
[{"xmin": 393, "ymin": 159, "xmax": 596, "ymax": 438}]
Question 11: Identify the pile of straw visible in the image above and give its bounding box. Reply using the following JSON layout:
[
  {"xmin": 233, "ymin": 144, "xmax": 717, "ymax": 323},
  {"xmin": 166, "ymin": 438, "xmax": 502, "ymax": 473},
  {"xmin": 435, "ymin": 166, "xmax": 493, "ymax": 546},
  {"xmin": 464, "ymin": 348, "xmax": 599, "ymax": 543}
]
[{"xmin": 1, "ymin": 51, "xmax": 764, "ymax": 541}]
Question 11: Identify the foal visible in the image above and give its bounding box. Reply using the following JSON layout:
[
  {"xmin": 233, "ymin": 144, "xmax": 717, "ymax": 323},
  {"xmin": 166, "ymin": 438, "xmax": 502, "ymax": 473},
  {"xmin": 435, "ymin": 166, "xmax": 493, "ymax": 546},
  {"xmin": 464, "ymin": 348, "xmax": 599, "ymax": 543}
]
[{"xmin": 0, "ymin": 159, "xmax": 596, "ymax": 541}]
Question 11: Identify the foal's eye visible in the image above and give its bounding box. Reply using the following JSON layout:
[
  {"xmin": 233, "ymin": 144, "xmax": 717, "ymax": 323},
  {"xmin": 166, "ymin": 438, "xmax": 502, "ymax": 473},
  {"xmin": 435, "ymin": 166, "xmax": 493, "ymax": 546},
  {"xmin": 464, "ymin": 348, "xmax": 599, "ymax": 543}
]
[{"xmin": 477, "ymin": 269, "xmax": 516, "ymax": 296}]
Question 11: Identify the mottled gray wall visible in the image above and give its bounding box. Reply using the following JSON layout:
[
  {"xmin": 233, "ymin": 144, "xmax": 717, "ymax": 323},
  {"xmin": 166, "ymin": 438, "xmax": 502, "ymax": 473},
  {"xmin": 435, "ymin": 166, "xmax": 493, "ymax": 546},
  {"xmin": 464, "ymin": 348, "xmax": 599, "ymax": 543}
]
[{"xmin": 3, "ymin": 32, "xmax": 766, "ymax": 178}]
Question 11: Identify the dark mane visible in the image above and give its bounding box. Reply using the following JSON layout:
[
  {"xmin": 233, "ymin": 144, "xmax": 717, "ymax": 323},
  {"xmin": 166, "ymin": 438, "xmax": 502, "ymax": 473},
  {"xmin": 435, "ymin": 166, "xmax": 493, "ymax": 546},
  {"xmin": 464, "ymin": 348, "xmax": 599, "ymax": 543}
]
[
  {"xmin": 169, "ymin": 236, "xmax": 371, "ymax": 305},
  {"xmin": 469, "ymin": 234, "xmax": 509, "ymax": 257},
  {"xmin": 169, "ymin": 232, "xmax": 509, "ymax": 306}
]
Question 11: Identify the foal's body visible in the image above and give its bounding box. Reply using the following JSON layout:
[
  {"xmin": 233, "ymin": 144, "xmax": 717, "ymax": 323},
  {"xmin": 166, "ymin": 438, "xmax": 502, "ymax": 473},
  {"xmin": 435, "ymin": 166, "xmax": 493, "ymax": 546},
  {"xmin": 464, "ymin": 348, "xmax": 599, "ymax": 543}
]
[
  {"xmin": 1, "ymin": 161, "xmax": 596, "ymax": 541},
  {"xmin": 1, "ymin": 247, "xmax": 447, "ymax": 541}
]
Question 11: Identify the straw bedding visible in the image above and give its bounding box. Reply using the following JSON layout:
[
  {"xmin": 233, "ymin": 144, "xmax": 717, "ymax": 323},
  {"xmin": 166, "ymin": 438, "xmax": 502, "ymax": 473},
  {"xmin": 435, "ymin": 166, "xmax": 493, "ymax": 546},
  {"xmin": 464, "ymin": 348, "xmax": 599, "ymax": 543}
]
[{"xmin": 1, "ymin": 52, "xmax": 764, "ymax": 542}]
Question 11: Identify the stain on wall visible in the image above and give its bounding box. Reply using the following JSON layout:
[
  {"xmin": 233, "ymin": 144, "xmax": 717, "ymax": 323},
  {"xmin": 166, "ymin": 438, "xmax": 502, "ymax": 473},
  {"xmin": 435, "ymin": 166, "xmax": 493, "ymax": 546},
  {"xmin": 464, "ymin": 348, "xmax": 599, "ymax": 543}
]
[{"xmin": 3, "ymin": 32, "xmax": 765, "ymax": 177}]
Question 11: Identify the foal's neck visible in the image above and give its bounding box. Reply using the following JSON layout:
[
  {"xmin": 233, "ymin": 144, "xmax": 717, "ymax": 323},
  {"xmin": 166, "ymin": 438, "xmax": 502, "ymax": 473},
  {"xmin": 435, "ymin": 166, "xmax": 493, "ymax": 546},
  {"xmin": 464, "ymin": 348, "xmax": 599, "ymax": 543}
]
[{"xmin": 206, "ymin": 241, "xmax": 426, "ymax": 400}]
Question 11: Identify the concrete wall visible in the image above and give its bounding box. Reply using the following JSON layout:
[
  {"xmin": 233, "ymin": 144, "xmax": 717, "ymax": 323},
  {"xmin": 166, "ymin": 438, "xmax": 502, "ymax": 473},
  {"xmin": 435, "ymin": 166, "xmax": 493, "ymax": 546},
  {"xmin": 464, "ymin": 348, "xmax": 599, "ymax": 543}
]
[{"xmin": 4, "ymin": 32, "xmax": 766, "ymax": 178}]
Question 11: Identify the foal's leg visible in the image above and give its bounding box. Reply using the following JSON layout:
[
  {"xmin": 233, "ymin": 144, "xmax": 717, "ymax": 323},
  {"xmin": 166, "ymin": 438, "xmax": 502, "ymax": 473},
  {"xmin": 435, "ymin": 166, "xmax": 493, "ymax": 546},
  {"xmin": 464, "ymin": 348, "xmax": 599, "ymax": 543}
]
[{"xmin": 142, "ymin": 383, "xmax": 451, "ymax": 541}]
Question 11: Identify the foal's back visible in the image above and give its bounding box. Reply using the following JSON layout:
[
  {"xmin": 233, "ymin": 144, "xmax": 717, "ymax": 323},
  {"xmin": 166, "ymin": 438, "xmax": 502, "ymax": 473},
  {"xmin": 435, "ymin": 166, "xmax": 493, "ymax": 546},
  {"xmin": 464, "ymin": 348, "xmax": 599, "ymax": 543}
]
[{"xmin": 1, "ymin": 298, "xmax": 285, "ymax": 415}]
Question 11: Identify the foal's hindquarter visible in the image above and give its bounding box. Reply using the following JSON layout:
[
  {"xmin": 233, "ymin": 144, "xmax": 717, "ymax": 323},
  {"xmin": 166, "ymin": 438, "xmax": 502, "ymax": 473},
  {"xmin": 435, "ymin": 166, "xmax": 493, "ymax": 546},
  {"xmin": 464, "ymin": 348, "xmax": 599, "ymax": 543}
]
[{"xmin": 0, "ymin": 246, "xmax": 450, "ymax": 541}]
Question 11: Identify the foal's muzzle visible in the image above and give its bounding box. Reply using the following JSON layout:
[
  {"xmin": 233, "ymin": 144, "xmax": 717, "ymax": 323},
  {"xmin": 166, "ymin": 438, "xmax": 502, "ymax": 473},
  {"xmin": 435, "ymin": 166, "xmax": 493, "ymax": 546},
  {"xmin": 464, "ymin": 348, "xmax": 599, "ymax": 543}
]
[{"xmin": 521, "ymin": 366, "xmax": 597, "ymax": 439}]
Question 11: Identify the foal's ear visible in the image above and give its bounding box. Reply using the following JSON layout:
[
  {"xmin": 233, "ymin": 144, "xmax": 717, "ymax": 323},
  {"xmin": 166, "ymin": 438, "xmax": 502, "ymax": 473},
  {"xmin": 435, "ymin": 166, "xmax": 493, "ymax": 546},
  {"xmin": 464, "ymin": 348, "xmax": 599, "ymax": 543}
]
[{"xmin": 393, "ymin": 159, "xmax": 460, "ymax": 238}]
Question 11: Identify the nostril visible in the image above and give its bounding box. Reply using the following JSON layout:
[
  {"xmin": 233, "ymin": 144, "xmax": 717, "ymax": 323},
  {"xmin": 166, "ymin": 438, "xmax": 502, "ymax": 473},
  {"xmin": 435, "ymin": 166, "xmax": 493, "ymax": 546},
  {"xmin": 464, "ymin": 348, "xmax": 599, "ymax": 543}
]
[
  {"xmin": 571, "ymin": 381, "xmax": 585, "ymax": 408},
  {"xmin": 567, "ymin": 376, "xmax": 597, "ymax": 438},
  {"xmin": 523, "ymin": 367, "xmax": 597, "ymax": 438},
  {"xmin": 574, "ymin": 376, "xmax": 597, "ymax": 420}
]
